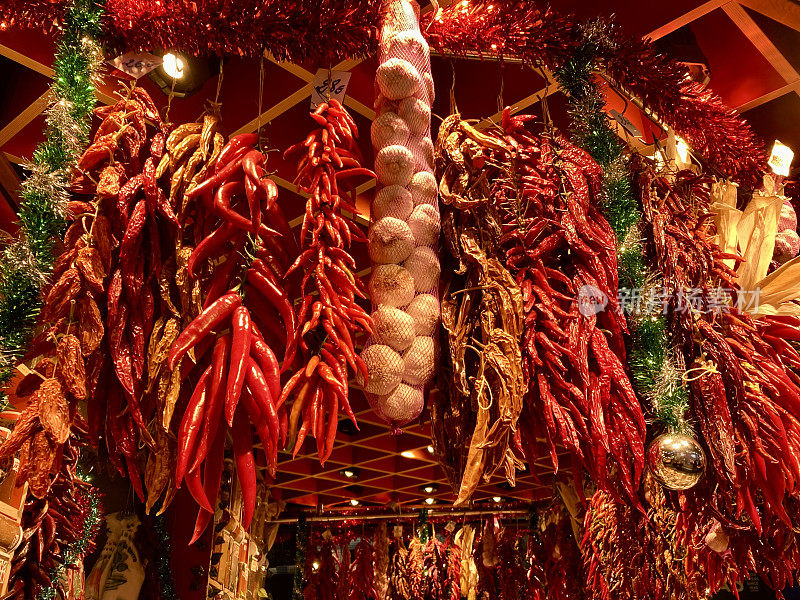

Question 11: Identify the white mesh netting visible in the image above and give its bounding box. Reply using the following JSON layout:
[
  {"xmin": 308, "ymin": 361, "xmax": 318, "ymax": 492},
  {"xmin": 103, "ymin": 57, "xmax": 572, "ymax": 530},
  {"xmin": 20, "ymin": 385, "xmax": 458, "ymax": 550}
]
[{"xmin": 360, "ymin": 0, "xmax": 440, "ymax": 433}]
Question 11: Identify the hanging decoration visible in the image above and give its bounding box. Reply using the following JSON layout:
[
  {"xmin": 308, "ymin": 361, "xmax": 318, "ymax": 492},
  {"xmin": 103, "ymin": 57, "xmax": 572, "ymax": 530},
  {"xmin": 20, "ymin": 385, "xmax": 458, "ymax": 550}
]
[
  {"xmin": 0, "ymin": 0, "xmax": 103, "ymax": 399},
  {"xmin": 0, "ymin": 0, "xmax": 383, "ymax": 63},
  {"xmin": 280, "ymin": 98, "xmax": 373, "ymax": 462},
  {"xmin": 4, "ymin": 437, "xmax": 102, "ymax": 600},
  {"xmin": 422, "ymin": 0, "xmax": 767, "ymax": 187},
  {"xmin": 433, "ymin": 108, "xmax": 646, "ymax": 505},
  {"xmin": 554, "ymin": 23, "xmax": 693, "ymax": 436}
]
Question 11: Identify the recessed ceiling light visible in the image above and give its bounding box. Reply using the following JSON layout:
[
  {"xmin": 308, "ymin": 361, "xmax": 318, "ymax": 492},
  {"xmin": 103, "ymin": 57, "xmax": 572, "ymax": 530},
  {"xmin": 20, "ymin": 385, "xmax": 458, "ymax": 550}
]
[
  {"xmin": 350, "ymin": 499, "xmax": 360, "ymax": 506},
  {"xmin": 400, "ymin": 450, "xmax": 416, "ymax": 459},
  {"xmin": 419, "ymin": 483, "xmax": 439, "ymax": 494},
  {"xmin": 425, "ymin": 497, "xmax": 435, "ymax": 505},
  {"xmin": 492, "ymin": 496, "xmax": 502, "ymax": 503},
  {"xmin": 340, "ymin": 468, "xmax": 360, "ymax": 480},
  {"xmin": 426, "ymin": 445, "xmax": 434, "ymax": 454}
]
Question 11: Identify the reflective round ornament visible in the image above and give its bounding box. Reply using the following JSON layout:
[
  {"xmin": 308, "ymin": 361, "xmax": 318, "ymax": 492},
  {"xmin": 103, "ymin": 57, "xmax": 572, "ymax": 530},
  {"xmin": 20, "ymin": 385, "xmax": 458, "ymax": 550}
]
[{"xmin": 647, "ymin": 432, "xmax": 706, "ymax": 490}]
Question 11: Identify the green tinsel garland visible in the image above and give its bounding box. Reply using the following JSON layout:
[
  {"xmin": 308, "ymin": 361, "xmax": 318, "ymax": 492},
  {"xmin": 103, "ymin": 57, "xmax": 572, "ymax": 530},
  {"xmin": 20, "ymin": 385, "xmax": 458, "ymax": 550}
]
[
  {"xmin": 37, "ymin": 484, "xmax": 102, "ymax": 600},
  {"xmin": 0, "ymin": 0, "xmax": 103, "ymax": 400},
  {"xmin": 554, "ymin": 25, "xmax": 690, "ymax": 432}
]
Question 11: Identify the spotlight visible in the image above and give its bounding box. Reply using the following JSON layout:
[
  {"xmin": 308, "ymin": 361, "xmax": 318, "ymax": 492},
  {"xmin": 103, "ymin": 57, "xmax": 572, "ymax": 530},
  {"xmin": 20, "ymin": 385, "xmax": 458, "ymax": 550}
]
[
  {"xmin": 312, "ymin": 561, "xmax": 320, "ymax": 572},
  {"xmin": 350, "ymin": 499, "xmax": 360, "ymax": 506},
  {"xmin": 492, "ymin": 496, "xmax": 502, "ymax": 503},
  {"xmin": 340, "ymin": 468, "xmax": 360, "ymax": 480},
  {"xmin": 425, "ymin": 497, "xmax": 435, "ymax": 505},
  {"xmin": 162, "ymin": 52, "xmax": 185, "ymax": 79},
  {"xmin": 149, "ymin": 52, "xmax": 219, "ymax": 99},
  {"xmin": 419, "ymin": 483, "xmax": 439, "ymax": 494},
  {"xmin": 400, "ymin": 451, "xmax": 416, "ymax": 459},
  {"xmin": 426, "ymin": 445, "xmax": 434, "ymax": 454}
]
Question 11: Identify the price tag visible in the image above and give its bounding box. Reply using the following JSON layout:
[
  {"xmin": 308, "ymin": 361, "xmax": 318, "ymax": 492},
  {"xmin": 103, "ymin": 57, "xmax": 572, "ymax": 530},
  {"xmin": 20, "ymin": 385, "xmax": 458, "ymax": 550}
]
[
  {"xmin": 310, "ymin": 69, "xmax": 352, "ymax": 109},
  {"xmin": 609, "ymin": 109, "xmax": 642, "ymax": 139},
  {"xmin": 108, "ymin": 52, "xmax": 162, "ymax": 79}
]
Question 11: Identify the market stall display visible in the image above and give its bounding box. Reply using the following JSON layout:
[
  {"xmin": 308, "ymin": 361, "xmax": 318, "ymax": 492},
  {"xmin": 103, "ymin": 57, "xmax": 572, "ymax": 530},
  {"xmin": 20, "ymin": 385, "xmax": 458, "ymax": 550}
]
[{"xmin": 0, "ymin": 0, "xmax": 798, "ymax": 599}]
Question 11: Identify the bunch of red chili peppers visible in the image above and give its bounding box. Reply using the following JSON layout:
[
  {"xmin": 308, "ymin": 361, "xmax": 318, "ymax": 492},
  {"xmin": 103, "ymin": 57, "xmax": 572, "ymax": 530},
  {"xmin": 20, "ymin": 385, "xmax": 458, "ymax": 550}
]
[
  {"xmin": 494, "ymin": 110, "xmax": 646, "ymax": 504},
  {"xmin": 641, "ymin": 165, "xmax": 800, "ymax": 592},
  {"xmin": 279, "ymin": 99, "xmax": 373, "ymax": 463},
  {"xmin": 168, "ymin": 132, "xmax": 296, "ymax": 538}
]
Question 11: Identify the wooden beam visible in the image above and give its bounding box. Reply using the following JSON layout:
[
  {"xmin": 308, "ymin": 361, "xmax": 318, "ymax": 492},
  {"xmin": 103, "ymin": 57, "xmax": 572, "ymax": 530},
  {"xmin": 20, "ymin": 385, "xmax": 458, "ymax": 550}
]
[
  {"xmin": 0, "ymin": 43, "xmax": 53, "ymax": 77},
  {"xmin": 723, "ymin": 2, "xmax": 800, "ymax": 84},
  {"xmin": 738, "ymin": 0, "xmax": 800, "ymax": 32},
  {"xmin": 646, "ymin": 0, "xmax": 730, "ymax": 40},
  {"xmin": 0, "ymin": 89, "xmax": 50, "ymax": 147},
  {"xmin": 0, "ymin": 152, "xmax": 22, "ymax": 217},
  {"xmin": 737, "ymin": 78, "xmax": 800, "ymax": 111}
]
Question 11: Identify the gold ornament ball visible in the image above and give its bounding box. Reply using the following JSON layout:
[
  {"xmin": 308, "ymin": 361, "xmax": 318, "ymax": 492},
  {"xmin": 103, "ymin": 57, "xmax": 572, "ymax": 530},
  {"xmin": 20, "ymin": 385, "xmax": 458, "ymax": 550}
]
[{"xmin": 646, "ymin": 432, "xmax": 706, "ymax": 490}]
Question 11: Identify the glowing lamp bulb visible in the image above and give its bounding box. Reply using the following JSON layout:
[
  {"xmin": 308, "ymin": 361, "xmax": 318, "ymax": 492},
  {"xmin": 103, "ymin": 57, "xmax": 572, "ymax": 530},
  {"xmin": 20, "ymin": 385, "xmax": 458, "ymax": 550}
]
[
  {"xmin": 769, "ymin": 140, "xmax": 794, "ymax": 177},
  {"xmin": 343, "ymin": 469, "xmax": 355, "ymax": 479},
  {"xmin": 492, "ymin": 496, "xmax": 502, "ymax": 503},
  {"xmin": 312, "ymin": 561, "xmax": 320, "ymax": 572},
  {"xmin": 423, "ymin": 485, "xmax": 435, "ymax": 494},
  {"xmin": 426, "ymin": 445, "xmax": 434, "ymax": 454},
  {"xmin": 425, "ymin": 497, "xmax": 435, "ymax": 505},
  {"xmin": 675, "ymin": 137, "xmax": 690, "ymax": 165},
  {"xmin": 162, "ymin": 53, "xmax": 185, "ymax": 80},
  {"xmin": 350, "ymin": 499, "xmax": 360, "ymax": 506}
]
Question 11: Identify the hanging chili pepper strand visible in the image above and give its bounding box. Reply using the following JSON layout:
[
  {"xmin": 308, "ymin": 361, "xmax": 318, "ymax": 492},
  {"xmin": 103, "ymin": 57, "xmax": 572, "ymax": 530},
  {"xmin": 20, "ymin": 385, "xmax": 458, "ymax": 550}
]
[
  {"xmin": 494, "ymin": 108, "xmax": 645, "ymax": 504},
  {"xmin": 639, "ymin": 164, "xmax": 800, "ymax": 593},
  {"xmin": 281, "ymin": 99, "xmax": 374, "ymax": 463},
  {"xmin": 168, "ymin": 133, "xmax": 294, "ymax": 540}
]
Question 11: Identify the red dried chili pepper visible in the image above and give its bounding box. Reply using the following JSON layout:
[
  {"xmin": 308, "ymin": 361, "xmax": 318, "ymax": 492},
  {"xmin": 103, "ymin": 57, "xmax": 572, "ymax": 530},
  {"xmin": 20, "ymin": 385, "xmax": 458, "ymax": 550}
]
[{"xmin": 168, "ymin": 292, "xmax": 241, "ymax": 370}]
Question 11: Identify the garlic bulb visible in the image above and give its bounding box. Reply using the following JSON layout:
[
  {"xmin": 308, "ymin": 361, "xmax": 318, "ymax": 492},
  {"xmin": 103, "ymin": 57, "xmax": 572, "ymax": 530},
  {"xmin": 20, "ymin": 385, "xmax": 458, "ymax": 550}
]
[
  {"xmin": 375, "ymin": 383, "xmax": 425, "ymax": 425},
  {"xmin": 407, "ymin": 170, "xmax": 438, "ymax": 206},
  {"xmin": 407, "ymin": 204, "xmax": 440, "ymax": 246},
  {"xmin": 372, "ymin": 185, "xmax": 414, "ymax": 221},
  {"xmin": 398, "ymin": 97, "xmax": 431, "ymax": 137},
  {"xmin": 403, "ymin": 246, "xmax": 441, "ymax": 292},
  {"xmin": 372, "ymin": 305, "xmax": 416, "ymax": 351},
  {"xmin": 422, "ymin": 72, "xmax": 434, "ymax": 104},
  {"xmin": 403, "ymin": 336, "xmax": 436, "ymax": 386},
  {"xmin": 369, "ymin": 216, "xmax": 415, "ymax": 264},
  {"xmin": 407, "ymin": 136, "xmax": 434, "ymax": 171},
  {"xmin": 406, "ymin": 293, "xmax": 440, "ymax": 337},
  {"xmin": 386, "ymin": 31, "xmax": 430, "ymax": 64},
  {"xmin": 369, "ymin": 265, "xmax": 416, "ymax": 308},
  {"xmin": 371, "ymin": 112, "xmax": 410, "ymax": 151},
  {"xmin": 376, "ymin": 57, "xmax": 421, "ymax": 101},
  {"xmin": 375, "ymin": 145, "xmax": 415, "ymax": 186},
  {"xmin": 359, "ymin": 344, "xmax": 403, "ymax": 395}
]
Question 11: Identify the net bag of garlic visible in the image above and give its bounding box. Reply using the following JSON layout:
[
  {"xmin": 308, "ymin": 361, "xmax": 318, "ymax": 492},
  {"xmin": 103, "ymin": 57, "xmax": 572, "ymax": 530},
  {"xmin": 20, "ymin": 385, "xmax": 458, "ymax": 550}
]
[{"xmin": 359, "ymin": 0, "xmax": 440, "ymax": 433}]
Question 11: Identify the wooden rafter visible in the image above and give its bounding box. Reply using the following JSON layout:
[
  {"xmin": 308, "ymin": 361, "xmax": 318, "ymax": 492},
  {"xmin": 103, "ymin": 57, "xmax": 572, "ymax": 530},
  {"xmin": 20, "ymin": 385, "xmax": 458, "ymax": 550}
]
[
  {"xmin": 0, "ymin": 89, "xmax": 50, "ymax": 147},
  {"xmin": 738, "ymin": 0, "xmax": 800, "ymax": 32},
  {"xmin": 646, "ymin": 0, "xmax": 731, "ymax": 40}
]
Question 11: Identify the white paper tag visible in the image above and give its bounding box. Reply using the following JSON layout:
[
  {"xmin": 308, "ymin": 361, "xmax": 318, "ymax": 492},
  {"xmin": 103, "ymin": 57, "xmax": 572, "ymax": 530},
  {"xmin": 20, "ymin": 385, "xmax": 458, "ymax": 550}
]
[
  {"xmin": 609, "ymin": 109, "xmax": 642, "ymax": 138},
  {"xmin": 108, "ymin": 52, "xmax": 162, "ymax": 79},
  {"xmin": 310, "ymin": 69, "xmax": 352, "ymax": 109}
]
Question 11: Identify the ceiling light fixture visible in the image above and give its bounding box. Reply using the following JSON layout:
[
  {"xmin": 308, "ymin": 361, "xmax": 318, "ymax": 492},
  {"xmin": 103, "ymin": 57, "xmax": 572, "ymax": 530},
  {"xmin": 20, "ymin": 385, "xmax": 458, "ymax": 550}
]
[
  {"xmin": 350, "ymin": 499, "xmax": 360, "ymax": 506},
  {"xmin": 419, "ymin": 483, "xmax": 439, "ymax": 494},
  {"xmin": 492, "ymin": 496, "xmax": 502, "ymax": 503},
  {"xmin": 425, "ymin": 497, "xmax": 435, "ymax": 505},
  {"xmin": 426, "ymin": 445, "xmax": 434, "ymax": 454},
  {"xmin": 340, "ymin": 468, "xmax": 360, "ymax": 480},
  {"xmin": 162, "ymin": 52, "xmax": 185, "ymax": 80},
  {"xmin": 400, "ymin": 450, "xmax": 416, "ymax": 459}
]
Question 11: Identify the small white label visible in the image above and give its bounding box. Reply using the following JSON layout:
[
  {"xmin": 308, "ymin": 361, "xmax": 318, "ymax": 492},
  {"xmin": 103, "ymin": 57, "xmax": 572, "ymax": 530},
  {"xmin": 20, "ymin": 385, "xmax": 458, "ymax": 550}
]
[
  {"xmin": 310, "ymin": 69, "xmax": 352, "ymax": 109},
  {"xmin": 609, "ymin": 109, "xmax": 642, "ymax": 138},
  {"xmin": 108, "ymin": 52, "xmax": 162, "ymax": 79}
]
